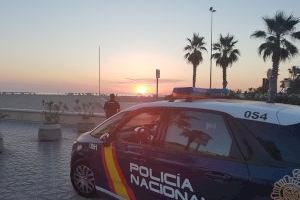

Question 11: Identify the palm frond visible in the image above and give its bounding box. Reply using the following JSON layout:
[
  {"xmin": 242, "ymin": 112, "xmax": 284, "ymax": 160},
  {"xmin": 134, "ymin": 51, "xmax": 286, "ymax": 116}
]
[
  {"xmin": 263, "ymin": 11, "xmax": 300, "ymax": 35},
  {"xmin": 184, "ymin": 33, "xmax": 207, "ymax": 66},
  {"xmin": 262, "ymin": 48, "xmax": 272, "ymax": 61},
  {"xmin": 283, "ymin": 14, "xmax": 299, "ymax": 32},
  {"xmin": 228, "ymin": 53, "xmax": 238, "ymax": 65},
  {"xmin": 211, "ymin": 53, "xmax": 221, "ymax": 59},
  {"xmin": 253, "ymin": 11, "xmax": 300, "ymax": 66},
  {"xmin": 231, "ymin": 40, "xmax": 238, "ymax": 47},
  {"xmin": 184, "ymin": 52, "xmax": 190, "ymax": 60},
  {"xmin": 263, "ymin": 16, "xmax": 277, "ymax": 34},
  {"xmin": 200, "ymin": 46, "xmax": 208, "ymax": 52},
  {"xmin": 231, "ymin": 49, "xmax": 240, "ymax": 56},
  {"xmin": 258, "ymin": 42, "xmax": 276, "ymax": 55},
  {"xmin": 279, "ymin": 48, "xmax": 290, "ymax": 61},
  {"xmin": 212, "ymin": 43, "xmax": 221, "ymax": 51},
  {"xmin": 291, "ymin": 31, "xmax": 300, "ymax": 40},
  {"xmin": 184, "ymin": 45, "xmax": 192, "ymax": 51},
  {"xmin": 258, "ymin": 42, "xmax": 274, "ymax": 61},
  {"xmin": 282, "ymin": 39, "xmax": 298, "ymax": 56},
  {"xmin": 266, "ymin": 36, "xmax": 276, "ymax": 42},
  {"xmin": 251, "ymin": 30, "xmax": 267, "ymax": 38},
  {"xmin": 212, "ymin": 34, "xmax": 240, "ymax": 69}
]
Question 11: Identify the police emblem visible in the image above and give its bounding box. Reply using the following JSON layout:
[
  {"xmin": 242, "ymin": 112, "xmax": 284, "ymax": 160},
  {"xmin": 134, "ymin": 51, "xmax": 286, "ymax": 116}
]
[{"xmin": 271, "ymin": 169, "xmax": 300, "ymax": 200}]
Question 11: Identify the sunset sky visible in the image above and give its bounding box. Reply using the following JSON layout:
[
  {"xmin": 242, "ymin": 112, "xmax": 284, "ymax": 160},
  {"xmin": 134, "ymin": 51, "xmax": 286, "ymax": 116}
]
[{"xmin": 0, "ymin": 0, "xmax": 299, "ymax": 95}]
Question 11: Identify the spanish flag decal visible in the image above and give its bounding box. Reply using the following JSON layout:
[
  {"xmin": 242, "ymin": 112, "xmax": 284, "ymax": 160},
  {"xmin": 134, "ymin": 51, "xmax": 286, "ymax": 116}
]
[{"xmin": 102, "ymin": 144, "xmax": 136, "ymax": 200}]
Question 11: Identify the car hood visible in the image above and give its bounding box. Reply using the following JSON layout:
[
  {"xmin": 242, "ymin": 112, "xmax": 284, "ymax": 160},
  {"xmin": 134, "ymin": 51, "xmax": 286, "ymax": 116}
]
[{"xmin": 76, "ymin": 131, "xmax": 101, "ymax": 144}]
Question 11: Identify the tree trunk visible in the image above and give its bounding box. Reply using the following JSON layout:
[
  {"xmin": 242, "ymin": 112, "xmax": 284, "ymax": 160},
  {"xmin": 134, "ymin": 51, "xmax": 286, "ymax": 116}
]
[
  {"xmin": 222, "ymin": 66, "xmax": 228, "ymax": 89},
  {"xmin": 268, "ymin": 55, "xmax": 280, "ymax": 102},
  {"xmin": 193, "ymin": 65, "xmax": 197, "ymax": 87}
]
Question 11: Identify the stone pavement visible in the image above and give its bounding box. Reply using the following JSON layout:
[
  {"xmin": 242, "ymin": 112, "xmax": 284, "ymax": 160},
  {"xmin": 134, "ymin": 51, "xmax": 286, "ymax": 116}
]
[{"xmin": 0, "ymin": 120, "xmax": 108, "ymax": 200}]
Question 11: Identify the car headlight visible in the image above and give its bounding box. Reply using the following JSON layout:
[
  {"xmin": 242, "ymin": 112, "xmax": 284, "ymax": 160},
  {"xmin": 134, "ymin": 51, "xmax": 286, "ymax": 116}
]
[{"xmin": 76, "ymin": 144, "xmax": 83, "ymax": 151}]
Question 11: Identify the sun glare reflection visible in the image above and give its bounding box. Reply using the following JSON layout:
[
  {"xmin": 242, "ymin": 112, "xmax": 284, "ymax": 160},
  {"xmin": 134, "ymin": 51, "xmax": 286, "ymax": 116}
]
[{"xmin": 136, "ymin": 85, "xmax": 148, "ymax": 95}]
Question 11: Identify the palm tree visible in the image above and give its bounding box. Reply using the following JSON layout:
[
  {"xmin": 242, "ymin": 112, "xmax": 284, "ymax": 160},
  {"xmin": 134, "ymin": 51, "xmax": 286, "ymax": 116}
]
[
  {"xmin": 251, "ymin": 11, "xmax": 300, "ymax": 101},
  {"xmin": 184, "ymin": 33, "xmax": 207, "ymax": 87},
  {"xmin": 212, "ymin": 34, "xmax": 240, "ymax": 89}
]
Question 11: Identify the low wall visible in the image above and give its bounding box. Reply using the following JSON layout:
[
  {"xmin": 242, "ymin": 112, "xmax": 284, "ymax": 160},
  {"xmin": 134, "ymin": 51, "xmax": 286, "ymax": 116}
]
[
  {"xmin": 0, "ymin": 93, "xmax": 155, "ymax": 111},
  {"xmin": 0, "ymin": 108, "xmax": 106, "ymax": 125},
  {"xmin": 0, "ymin": 93, "xmax": 106, "ymax": 112}
]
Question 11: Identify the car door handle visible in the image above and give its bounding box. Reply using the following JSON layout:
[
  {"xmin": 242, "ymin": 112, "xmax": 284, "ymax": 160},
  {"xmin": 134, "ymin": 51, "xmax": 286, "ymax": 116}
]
[{"xmin": 205, "ymin": 171, "xmax": 232, "ymax": 181}]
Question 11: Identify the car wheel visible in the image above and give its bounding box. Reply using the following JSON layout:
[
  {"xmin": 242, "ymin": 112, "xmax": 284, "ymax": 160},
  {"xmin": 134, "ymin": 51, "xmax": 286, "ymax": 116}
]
[{"xmin": 71, "ymin": 161, "xmax": 96, "ymax": 198}]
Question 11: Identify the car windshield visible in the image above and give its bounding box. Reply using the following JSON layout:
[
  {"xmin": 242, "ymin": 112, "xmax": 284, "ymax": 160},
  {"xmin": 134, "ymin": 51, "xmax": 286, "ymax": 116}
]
[
  {"xmin": 90, "ymin": 111, "xmax": 127, "ymax": 138},
  {"xmin": 239, "ymin": 119, "xmax": 300, "ymax": 164}
]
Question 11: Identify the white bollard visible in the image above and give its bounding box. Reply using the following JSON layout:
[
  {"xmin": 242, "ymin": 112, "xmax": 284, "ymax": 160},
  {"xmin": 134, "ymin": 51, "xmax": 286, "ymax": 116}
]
[{"xmin": 38, "ymin": 124, "xmax": 62, "ymax": 141}]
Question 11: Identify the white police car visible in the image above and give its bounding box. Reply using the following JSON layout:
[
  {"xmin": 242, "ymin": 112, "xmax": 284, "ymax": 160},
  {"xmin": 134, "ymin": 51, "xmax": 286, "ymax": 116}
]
[{"xmin": 70, "ymin": 87, "xmax": 300, "ymax": 200}]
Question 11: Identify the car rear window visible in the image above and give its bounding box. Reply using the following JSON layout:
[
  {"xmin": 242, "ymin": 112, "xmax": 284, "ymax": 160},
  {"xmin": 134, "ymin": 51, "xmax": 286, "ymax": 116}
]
[
  {"xmin": 164, "ymin": 110, "xmax": 233, "ymax": 157},
  {"xmin": 239, "ymin": 119, "xmax": 300, "ymax": 164}
]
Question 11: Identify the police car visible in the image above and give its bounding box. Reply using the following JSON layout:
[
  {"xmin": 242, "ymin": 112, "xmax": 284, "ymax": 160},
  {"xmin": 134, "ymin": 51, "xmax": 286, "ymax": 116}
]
[{"xmin": 70, "ymin": 87, "xmax": 300, "ymax": 200}]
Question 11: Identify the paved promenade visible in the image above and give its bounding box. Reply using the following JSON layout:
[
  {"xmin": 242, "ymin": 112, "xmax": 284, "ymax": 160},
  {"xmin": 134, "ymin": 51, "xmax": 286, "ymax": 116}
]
[{"xmin": 0, "ymin": 120, "xmax": 107, "ymax": 200}]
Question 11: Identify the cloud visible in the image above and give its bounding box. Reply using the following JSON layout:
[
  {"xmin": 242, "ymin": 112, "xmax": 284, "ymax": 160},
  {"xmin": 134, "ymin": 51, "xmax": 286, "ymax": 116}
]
[
  {"xmin": 109, "ymin": 78, "xmax": 184, "ymax": 85},
  {"xmin": 107, "ymin": 78, "xmax": 185, "ymax": 86}
]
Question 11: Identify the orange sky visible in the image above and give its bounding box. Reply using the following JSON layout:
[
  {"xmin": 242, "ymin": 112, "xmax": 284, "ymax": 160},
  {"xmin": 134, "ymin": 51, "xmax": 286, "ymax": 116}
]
[{"xmin": 0, "ymin": 1, "xmax": 299, "ymax": 95}]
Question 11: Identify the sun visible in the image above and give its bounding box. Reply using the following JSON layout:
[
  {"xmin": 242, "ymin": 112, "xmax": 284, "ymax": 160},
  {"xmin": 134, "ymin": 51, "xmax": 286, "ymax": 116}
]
[{"xmin": 136, "ymin": 85, "xmax": 148, "ymax": 95}]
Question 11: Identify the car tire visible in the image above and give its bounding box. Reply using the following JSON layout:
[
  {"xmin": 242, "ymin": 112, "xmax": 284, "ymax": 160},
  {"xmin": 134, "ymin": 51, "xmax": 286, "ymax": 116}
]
[{"xmin": 71, "ymin": 161, "xmax": 96, "ymax": 198}]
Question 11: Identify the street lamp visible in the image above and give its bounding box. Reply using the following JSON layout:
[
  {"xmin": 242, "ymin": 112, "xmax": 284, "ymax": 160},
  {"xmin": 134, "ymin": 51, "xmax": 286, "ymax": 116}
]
[
  {"xmin": 98, "ymin": 45, "xmax": 101, "ymax": 96},
  {"xmin": 209, "ymin": 6, "xmax": 216, "ymax": 89}
]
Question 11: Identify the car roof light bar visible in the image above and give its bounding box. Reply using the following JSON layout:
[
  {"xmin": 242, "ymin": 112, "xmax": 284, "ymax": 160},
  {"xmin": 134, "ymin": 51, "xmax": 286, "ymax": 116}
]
[{"xmin": 171, "ymin": 87, "xmax": 229, "ymax": 101}]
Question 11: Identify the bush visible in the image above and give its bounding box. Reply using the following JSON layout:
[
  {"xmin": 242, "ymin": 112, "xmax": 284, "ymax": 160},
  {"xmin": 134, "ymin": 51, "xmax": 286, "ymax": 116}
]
[
  {"xmin": 229, "ymin": 90, "xmax": 300, "ymax": 105},
  {"xmin": 42, "ymin": 100, "xmax": 61, "ymax": 124}
]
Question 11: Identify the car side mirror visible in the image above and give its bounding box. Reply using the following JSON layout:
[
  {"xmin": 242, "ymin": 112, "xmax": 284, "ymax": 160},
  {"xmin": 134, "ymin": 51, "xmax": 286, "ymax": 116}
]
[{"xmin": 100, "ymin": 132, "xmax": 111, "ymax": 146}]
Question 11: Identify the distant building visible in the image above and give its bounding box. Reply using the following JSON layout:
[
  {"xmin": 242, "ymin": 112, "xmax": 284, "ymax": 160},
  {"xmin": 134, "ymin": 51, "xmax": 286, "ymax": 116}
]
[
  {"xmin": 280, "ymin": 78, "xmax": 292, "ymax": 93},
  {"xmin": 281, "ymin": 66, "xmax": 300, "ymax": 94}
]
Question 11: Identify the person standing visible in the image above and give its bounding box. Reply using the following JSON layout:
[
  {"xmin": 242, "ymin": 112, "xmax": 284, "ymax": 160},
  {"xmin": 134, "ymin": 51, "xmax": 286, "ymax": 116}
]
[{"xmin": 104, "ymin": 94, "xmax": 120, "ymax": 118}]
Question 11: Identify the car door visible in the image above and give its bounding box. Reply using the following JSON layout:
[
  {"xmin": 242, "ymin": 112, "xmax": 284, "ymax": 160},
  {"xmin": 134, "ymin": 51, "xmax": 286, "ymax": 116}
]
[
  {"xmin": 234, "ymin": 119, "xmax": 300, "ymax": 200},
  {"xmin": 145, "ymin": 108, "xmax": 250, "ymax": 200},
  {"xmin": 88, "ymin": 111, "xmax": 129, "ymax": 196},
  {"xmin": 101, "ymin": 107, "xmax": 164, "ymax": 200}
]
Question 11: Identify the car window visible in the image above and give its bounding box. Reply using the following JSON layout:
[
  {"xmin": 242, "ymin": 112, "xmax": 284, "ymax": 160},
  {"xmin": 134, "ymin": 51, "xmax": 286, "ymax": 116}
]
[
  {"xmin": 164, "ymin": 110, "xmax": 232, "ymax": 157},
  {"xmin": 90, "ymin": 112, "xmax": 127, "ymax": 138},
  {"xmin": 240, "ymin": 120, "xmax": 300, "ymax": 164},
  {"xmin": 117, "ymin": 110, "xmax": 161, "ymax": 144}
]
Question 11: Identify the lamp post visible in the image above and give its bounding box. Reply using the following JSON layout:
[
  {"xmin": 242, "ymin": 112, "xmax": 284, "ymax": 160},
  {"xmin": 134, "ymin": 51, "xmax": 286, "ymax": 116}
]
[
  {"xmin": 209, "ymin": 6, "xmax": 216, "ymax": 89},
  {"xmin": 98, "ymin": 45, "xmax": 101, "ymax": 96}
]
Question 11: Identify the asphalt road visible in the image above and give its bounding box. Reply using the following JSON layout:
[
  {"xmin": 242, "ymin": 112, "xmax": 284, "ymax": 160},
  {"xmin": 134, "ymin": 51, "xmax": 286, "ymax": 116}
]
[{"xmin": 0, "ymin": 120, "xmax": 108, "ymax": 200}]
